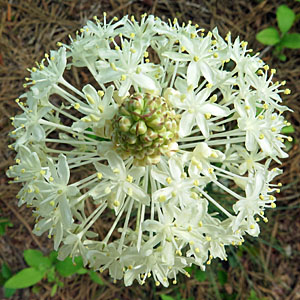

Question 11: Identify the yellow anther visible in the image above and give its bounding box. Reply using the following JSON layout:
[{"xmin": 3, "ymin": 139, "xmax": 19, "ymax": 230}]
[
  {"xmin": 259, "ymin": 134, "xmax": 264, "ymax": 139},
  {"xmin": 190, "ymin": 33, "xmax": 196, "ymax": 39},
  {"xmin": 206, "ymin": 236, "xmax": 211, "ymax": 241},
  {"xmin": 166, "ymin": 177, "xmax": 172, "ymax": 184},
  {"xmin": 250, "ymin": 224, "xmax": 255, "ymax": 229},
  {"xmin": 257, "ymin": 70, "xmax": 263, "ymax": 75},
  {"xmin": 287, "ymin": 136, "xmax": 293, "ymax": 142},
  {"xmin": 213, "ymin": 53, "xmax": 218, "ymax": 58},
  {"xmin": 211, "ymin": 40, "xmax": 217, "ymax": 45},
  {"xmin": 103, "ymin": 12, "xmax": 107, "ymax": 17},
  {"xmin": 97, "ymin": 90, "xmax": 104, "ymax": 97},
  {"xmin": 269, "ymin": 195, "xmax": 275, "ymax": 200},
  {"xmin": 259, "ymin": 195, "xmax": 264, "ymax": 200},
  {"xmin": 271, "ymin": 202, "xmax": 276, "ymax": 208},
  {"xmin": 284, "ymin": 89, "xmax": 291, "ymax": 95},
  {"xmin": 181, "ymin": 46, "xmax": 186, "ymax": 52},
  {"xmin": 225, "ymin": 31, "xmax": 231, "ymax": 41},
  {"xmin": 193, "ymin": 179, "xmax": 200, "ymax": 186},
  {"xmin": 113, "ymin": 168, "xmax": 120, "ymax": 173},
  {"xmin": 241, "ymin": 41, "xmax": 248, "ymax": 48},
  {"xmin": 245, "ymin": 105, "xmax": 250, "ymax": 110},
  {"xmin": 113, "ymin": 200, "xmax": 120, "ymax": 207},
  {"xmin": 181, "ymin": 172, "xmax": 187, "ymax": 178},
  {"xmin": 97, "ymin": 172, "xmax": 103, "ymax": 180},
  {"xmin": 263, "ymin": 103, "xmax": 269, "ymax": 109},
  {"xmin": 126, "ymin": 175, "xmax": 133, "ymax": 183},
  {"xmin": 206, "ymin": 83, "xmax": 213, "ymax": 88},
  {"xmin": 231, "ymin": 241, "xmax": 235, "ymax": 245},
  {"xmin": 16, "ymin": 159, "xmax": 21, "ymax": 164},
  {"xmin": 271, "ymin": 69, "xmax": 276, "ymax": 74},
  {"xmin": 45, "ymin": 53, "xmax": 49, "ymax": 58},
  {"xmin": 121, "ymin": 74, "xmax": 127, "ymax": 81},
  {"xmin": 50, "ymin": 200, "xmax": 55, "ymax": 207},
  {"xmin": 195, "ymin": 247, "xmax": 200, "ymax": 253},
  {"xmin": 171, "ymin": 191, "xmax": 177, "ymax": 197},
  {"xmin": 155, "ymin": 281, "xmax": 160, "ymax": 286},
  {"xmin": 210, "ymin": 94, "xmax": 217, "ymax": 103},
  {"xmin": 50, "ymin": 56, "xmax": 55, "ymax": 61},
  {"xmin": 176, "ymin": 250, "xmax": 182, "ymax": 256},
  {"xmin": 263, "ymin": 65, "xmax": 269, "ymax": 71},
  {"xmin": 193, "ymin": 56, "xmax": 199, "ymax": 62},
  {"xmin": 130, "ymin": 48, "xmax": 136, "ymax": 53},
  {"xmin": 198, "ymin": 221, "xmax": 203, "ymax": 227},
  {"xmin": 80, "ymin": 28, "xmax": 84, "ymax": 33},
  {"xmin": 189, "ymin": 192, "xmax": 196, "ymax": 200},
  {"xmin": 278, "ymin": 182, "xmax": 282, "ymax": 187},
  {"xmin": 40, "ymin": 170, "xmax": 46, "ymax": 175},
  {"xmin": 115, "ymin": 46, "xmax": 120, "ymax": 51},
  {"xmin": 271, "ymin": 127, "xmax": 276, "ymax": 132},
  {"xmin": 173, "ymin": 18, "xmax": 177, "ymax": 24},
  {"xmin": 145, "ymin": 58, "xmax": 150, "ymax": 63},
  {"xmin": 32, "ymin": 67, "xmax": 37, "ymax": 72},
  {"xmin": 159, "ymin": 195, "xmax": 166, "ymax": 202},
  {"xmin": 263, "ymin": 217, "xmax": 268, "ymax": 223},
  {"xmin": 187, "ymin": 226, "xmax": 192, "ymax": 232},
  {"xmin": 74, "ymin": 103, "xmax": 80, "ymax": 110},
  {"xmin": 113, "ymin": 16, "xmax": 118, "ymax": 21},
  {"xmin": 207, "ymin": 260, "xmax": 211, "ymax": 265},
  {"xmin": 208, "ymin": 168, "xmax": 214, "ymax": 174},
  {"xmin": 281, "ymin": 80, "xmax": 286, "ymax": 85},
  {"xmin": 86, "ymin": 94, "xmax": 95, "ymax": 104},
  {"xmin": 110, "ymin": 63, "xmax": 117, "ymax": 71},
  {"xmin": 130, "ymin": 33, "xmax": 135, "ymax": 38},
  {"xmin": 49, "ymin": 176, "xmax": 54, "ymax": 182},
  {"xmin": 143, "ymin": 51, "xmax": 149, "ymax": 58},
  {"xmin": 204, "ymin": 113, "xmax": 211, "ymax": 120},
  {"xmin": 210, "ymin": 152, "xmax": 218, "ymax": 158},
  {"xmin": 98, "ymin": 105, "xmax": 104, "ymax": 113}
]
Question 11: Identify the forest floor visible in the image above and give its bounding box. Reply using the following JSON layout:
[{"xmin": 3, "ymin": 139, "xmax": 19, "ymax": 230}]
[{"xmin": 0, "ymin": 0, "xmax": 299, "ymax": 299}]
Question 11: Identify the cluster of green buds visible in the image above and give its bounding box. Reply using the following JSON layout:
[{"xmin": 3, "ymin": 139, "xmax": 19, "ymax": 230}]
[{"xmin": 112, "ymin": 93, "xmax": 180, "ymax": 165}]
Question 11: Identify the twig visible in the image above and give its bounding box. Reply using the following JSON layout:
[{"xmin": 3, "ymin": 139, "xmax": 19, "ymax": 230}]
[{"xmin": 0, "ymin": 197, "xmax": 44, "ymax": 251}]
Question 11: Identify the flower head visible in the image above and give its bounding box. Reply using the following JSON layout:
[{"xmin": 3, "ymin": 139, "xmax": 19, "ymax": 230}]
[{"xmin": 8, "ymin": 14, "xmax": 292, "ymax": 286}]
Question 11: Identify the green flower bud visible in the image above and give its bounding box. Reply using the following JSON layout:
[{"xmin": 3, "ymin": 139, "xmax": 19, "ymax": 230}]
[{"xmin": 112, "ymin": 92, "xmax": 180, "ymax": 165}]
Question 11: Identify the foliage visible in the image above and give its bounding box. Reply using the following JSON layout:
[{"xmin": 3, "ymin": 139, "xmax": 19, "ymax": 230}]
[
  {"xmin": 0, "ymin": 249, "xmax": 104, "ymax": 298},
  {"xmin": 0, "ymin": 213, "xmax": 13, "ymax": 236},
  {"xmin": 256, "ymin": 5, "xmax": 300, "ymax": 61}
]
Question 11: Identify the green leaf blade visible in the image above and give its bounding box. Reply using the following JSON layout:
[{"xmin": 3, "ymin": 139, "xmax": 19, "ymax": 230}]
[
  {"xmin": 256, "ymin": 27, "xmax": 280, "ymax": 45},
  {"xmin": 281, "ymin": 33, "xmax": 300, "ymax": 49},
  {"xmin": 55, "ymin": 256, "xmax": 84, "ymax": 277},
  {"xmin": 4, "ymin": 268, "xmax": 44, "ymax": 289},
  {"xmin": 277, "ymin": 5, "xmax": 295, "ymax": 34},
  {"xmin": 89, "ymin": 270, "xmax": 104, "ymax": 285},
  {"xmin": 23, "ymin": 249, "xmax": 52, "ymax": 270}
]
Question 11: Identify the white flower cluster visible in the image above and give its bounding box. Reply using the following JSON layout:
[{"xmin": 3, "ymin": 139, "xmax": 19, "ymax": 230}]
[{"xmin": 7, "ymin": 14, "xmax": 292, "ymax": 286}]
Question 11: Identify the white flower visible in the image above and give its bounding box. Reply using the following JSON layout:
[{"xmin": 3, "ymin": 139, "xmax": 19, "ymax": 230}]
[{"xmin": 8, "ymin": 14, "xmax": 292, "ymax": 286}]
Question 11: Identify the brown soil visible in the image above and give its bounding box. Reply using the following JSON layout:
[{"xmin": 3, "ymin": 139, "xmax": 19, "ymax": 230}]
[{"xmin": 0, "ymin": 1, "xmax": 299, "ymax": 299}]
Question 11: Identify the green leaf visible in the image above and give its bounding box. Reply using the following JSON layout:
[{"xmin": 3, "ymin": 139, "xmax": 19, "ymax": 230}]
[
  {"xmin": 49, "ymin": 251, "xmax": 58, "ymax": 263},
  {"xmin": 195, "ymin": 269, "xmax": 207, "ymax": 282},
  {"xmin": 50, "ymin": 284, "xmax": 58, "ymax": 297},
  {"xmin": 46, "ymin": 267, "xmax": 56, "ymax": 282},
  {"xmin": 55, "ymin": 256, "xmax": 84, "ymax": 277},
  {"xmin": 281, "ymin": 33, "xmax": 300, "ymax": 49},
  {"xmin": 89, "ymin": 270, "xmax": 104, "ymax": 285},
  {"xmin": 161, "ymin": 295, "xmax": 175, "ymax": 300},
  {"xmin": 278, "ymin": 53, "xmax": 287, "ymax": 61},
  {"xmin": 4, "ymin": 268, "xmax": 45, "ymax": 289},
  {"xmin": 256, "ymin": 27, "xmax": 280, "ymax": 45},
  {"xmin": 23, "ymin": 249, "xmax": 52, "ymax": 271},
  {"xmin": 281, "ymin": 125, "xmax": 295, "ymax": 134},
  {"xmin": 277, "ymin": 5, "xmax": 295, "ymax": 34},
  {"xmin": 217, "ymin": 270, "xmax": 228, "ymax": 286},
  {"xmin": 0, "ymin": 218, "xmax": 13, "ymax": 236},
  {"xmin": 2, "ymin": 264, "xmax": 12, "ymax": 279},
  {"xmin": 4, "ymin": 287, "xmax": 16, "ymax": 298}
]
